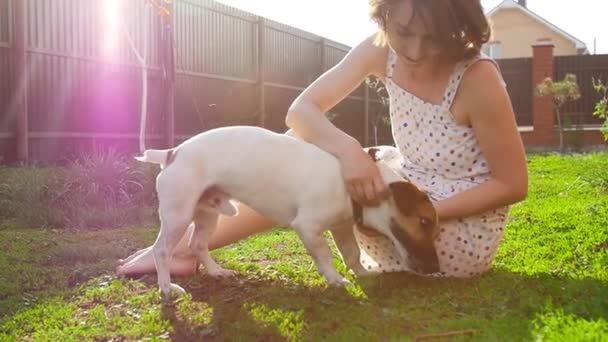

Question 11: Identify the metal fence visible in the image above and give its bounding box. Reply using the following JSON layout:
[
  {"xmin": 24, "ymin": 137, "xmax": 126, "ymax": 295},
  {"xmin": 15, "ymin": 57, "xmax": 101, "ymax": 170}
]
[
  {"xmin": 0, "ymin": 0, "xmax": 11, "ymax": 160},
  {"xmin": 554, "ymin": 54, "xmax": 608, "ymax": 125},
  {"xmin": 494, "ymin": 54, "xmax": 608, "ymax": 128},
  {"xmin": 1, "ymin": 0, "xmax": 606, "ymax": 162},
  {"xmin": 496, "ymin": 58, "xmax": 533, "ymax": 126},
  {"xmin": 1, "ymin": 0, "xmax": 389, "ymax": 162}
]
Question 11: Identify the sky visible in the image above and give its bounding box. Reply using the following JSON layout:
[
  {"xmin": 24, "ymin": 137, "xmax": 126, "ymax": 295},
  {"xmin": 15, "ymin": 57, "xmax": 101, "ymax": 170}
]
[{"xmin": 215, "ymin": 0, "xmax": 607, "ymax": 54}]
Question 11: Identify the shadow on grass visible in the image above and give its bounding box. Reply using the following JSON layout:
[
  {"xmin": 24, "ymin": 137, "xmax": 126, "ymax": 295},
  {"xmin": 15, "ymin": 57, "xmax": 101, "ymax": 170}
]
[
  {"xmin": 1, "ymin": 226, "xmax": 605, "ymax": 340},
  {"xmin": 152, "ymin": 268, "xmax": 607, "ymax": 341}
]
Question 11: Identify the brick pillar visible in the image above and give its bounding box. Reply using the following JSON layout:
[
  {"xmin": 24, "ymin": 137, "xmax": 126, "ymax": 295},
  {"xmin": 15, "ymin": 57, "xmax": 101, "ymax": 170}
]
[{"xmin": 532, "ymin": 40, "xmax": 555, "ymax": 146}]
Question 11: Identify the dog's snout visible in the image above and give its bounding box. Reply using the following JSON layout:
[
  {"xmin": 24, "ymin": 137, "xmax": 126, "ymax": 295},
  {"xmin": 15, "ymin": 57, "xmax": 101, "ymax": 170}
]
[
  {"xmin": 411, "ymin": 251, "xmax": 440, "ymax": 274},
  {"xmin": 390, "ymin": 219, "xmax": 439, "ymax": 274}
]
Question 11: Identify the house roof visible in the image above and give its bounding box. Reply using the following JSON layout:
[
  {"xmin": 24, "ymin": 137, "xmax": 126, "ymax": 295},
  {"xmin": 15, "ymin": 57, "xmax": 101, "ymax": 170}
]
[{"xmin": 487, "ymin": 0, "xmax": 588, "ymax": 52}]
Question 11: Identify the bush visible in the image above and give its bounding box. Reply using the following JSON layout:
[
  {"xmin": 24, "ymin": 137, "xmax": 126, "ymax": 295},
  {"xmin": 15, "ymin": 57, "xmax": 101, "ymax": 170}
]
[
  {"xmin": 592, "ymin": 78, "xmax": 608, "ymax": 141},
  {"xmin": 0, "ymin": 147, "xmax": 159, "ymax": 229}
]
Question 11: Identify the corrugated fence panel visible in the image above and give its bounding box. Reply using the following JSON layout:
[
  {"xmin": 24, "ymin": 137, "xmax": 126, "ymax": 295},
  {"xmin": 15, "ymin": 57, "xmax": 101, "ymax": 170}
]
[
  {"xmin": 26, "ymin": 52, "xmax": 164, "ymax": 159},
  {"xmin": 174, "ymin": 74, "xmax": 258, "ymax": 137},
  {"xmin": 264, "ymin": 20, "xmax": 322, "ymax": 87},
  {"xmin": 27, "ymin": 0, "xmax": 160, "ymax": 67},
  {"xmin": 0, "ymin": 0, "xmax": 9, "ymax": 43},
  {"xmin": 326, "ymin": 41, "xmax": 369, "ymax": 143},
  {"xmin": 175, "ymin": 0, "xmax": 256, "ymax": 79},
  {"xmin": 2, "ymin": 0, "xmax": 413, "ymax": 162},
  {"xmin": 555, "ymin": 54, "xmax": 608, "ymax": 125},
  {"xmin": 265, "ymin": 86, "xmax": 299, "ymax": 133},
  {"xmin": 28, "ymin": 54, "xmax": 160, "ymax": 133},
  {"xmin": 497, "ymin": 58, "xmax": 533, "ymax": 126},
  {"xmin": 324, "ymin": 43, "xmax": 365, "ymax": 98},
  {"xmin": 0, "ymin": 0, "xmax": 10, "ymax": 158},
  {"xmin": 0, "ymin": 45, "xmax": 13, "ymax": 160},
  {"xmin": 324, "ymin": 43, "xmax": 347, "ymax": 69},
  {"xmin": 331, "ymin": 97, "xmax": 365, "ymax": 143}
]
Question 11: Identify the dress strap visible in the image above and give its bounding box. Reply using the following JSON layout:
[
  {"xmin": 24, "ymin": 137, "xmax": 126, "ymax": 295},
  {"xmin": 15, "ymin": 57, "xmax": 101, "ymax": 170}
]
[
  {"xmin": 385, "ymin": 49, "xmax": 398, "ymax": 79},
  {"xmin": 441, "ymin": 53, "xmax": 505, "ymax": 109}
]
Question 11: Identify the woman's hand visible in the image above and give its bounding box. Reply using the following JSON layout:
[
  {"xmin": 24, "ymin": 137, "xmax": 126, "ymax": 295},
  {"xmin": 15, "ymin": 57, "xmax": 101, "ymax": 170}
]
[
  {"xmin": 339, "ymin": 142, "xmax": 389, "ymax": 206},
  {"xmin": 283, "ymin": 35, "xmax": 391, "ymax": 206}
]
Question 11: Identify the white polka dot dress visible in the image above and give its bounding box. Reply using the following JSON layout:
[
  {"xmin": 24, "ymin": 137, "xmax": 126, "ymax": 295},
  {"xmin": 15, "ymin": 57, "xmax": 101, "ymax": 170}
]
[{"xmin": 353, "ymin": 50, "xmax": 510, "ymax": 278}]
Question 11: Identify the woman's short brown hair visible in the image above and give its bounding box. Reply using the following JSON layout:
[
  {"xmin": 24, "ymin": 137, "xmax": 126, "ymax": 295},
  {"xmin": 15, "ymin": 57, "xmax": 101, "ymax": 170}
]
[{"xmin": 369, "ymin": 0, "xmax": 491, "ymax": 61}]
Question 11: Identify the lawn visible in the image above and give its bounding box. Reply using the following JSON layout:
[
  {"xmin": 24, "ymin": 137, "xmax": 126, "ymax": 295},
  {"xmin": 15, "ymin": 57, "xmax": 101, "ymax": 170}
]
[{"xmin": 0, "ymin": 153, "xmax": 607, "ymax": 341}]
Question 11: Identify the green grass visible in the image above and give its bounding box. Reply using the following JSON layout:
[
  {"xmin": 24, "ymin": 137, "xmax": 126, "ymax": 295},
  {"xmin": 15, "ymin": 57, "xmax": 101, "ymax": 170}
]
[{"xmin": 1, "ymin": 153, "xmax": 607, "ymax": 341}]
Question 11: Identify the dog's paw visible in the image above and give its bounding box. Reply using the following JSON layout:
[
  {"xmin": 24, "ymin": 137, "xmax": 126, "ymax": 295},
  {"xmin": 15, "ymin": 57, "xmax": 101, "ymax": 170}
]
[
  {"xmin": 352, "ymin": 267, "xmax": 374, "ymax": 278},
  {"xmin": 327, "ymin": 276, "xmax": 353, "ymax": 287},
  {"xmin": 207, "ymin": 267, "xmax": 236, "ymax": 278},
  {"xmin": 161, "ymin": 283, "xmax": 187, "ymax": 301}
]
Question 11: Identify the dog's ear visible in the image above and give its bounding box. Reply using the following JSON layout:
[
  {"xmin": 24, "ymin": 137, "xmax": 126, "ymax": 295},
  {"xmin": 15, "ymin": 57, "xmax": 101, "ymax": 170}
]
[
  {"xmin": 388, "ymin": 181, "xmax": 427, "ymax": 216},
  {"xmin": 367, "ymin": 148, "xmax": 380, "ymax": 162}
]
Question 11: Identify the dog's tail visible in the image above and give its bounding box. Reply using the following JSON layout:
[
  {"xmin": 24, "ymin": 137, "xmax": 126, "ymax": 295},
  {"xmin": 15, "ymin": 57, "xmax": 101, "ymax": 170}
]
[{"xmin": 134, "ymin": 149, "xmax": 176, "ymax": 167}]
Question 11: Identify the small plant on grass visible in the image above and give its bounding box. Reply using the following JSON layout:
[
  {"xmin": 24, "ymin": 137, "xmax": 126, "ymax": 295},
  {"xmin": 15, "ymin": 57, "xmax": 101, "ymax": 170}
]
[
  {"xmin": 535, "ymin": 73, "xmax": 581, "ymax": 152},
  {"xmin": 592, "ymin": 77, "xmax": 608, "ymax": 141}
]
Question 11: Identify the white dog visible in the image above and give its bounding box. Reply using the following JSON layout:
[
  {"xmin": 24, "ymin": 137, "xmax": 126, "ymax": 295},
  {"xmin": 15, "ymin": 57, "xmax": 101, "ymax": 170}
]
[{"xmin": 136, "ymin": 125, "xmax": 439, "ymax": 299}]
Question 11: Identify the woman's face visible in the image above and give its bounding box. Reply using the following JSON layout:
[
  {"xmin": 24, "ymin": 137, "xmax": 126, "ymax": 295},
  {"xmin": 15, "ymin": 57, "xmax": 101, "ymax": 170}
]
[{"xmin": 384, "ymin": 0, "xmax": 443, "ymax": 68}]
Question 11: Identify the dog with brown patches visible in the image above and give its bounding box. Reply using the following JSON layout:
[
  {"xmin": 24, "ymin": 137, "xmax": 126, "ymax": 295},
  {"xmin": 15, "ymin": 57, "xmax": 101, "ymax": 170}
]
[{"xmin": 136, "ymin": 125, "xmax": 439, "ymax": 300}]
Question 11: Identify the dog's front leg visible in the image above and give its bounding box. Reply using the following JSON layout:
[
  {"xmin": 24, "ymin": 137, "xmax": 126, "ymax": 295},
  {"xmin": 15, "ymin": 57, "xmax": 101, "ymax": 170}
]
[
  {"xmin": 189, "ymin": 210, "xmax": 235, "ymax": 278},
  {"xmin": 291, "ymin": 217, "xmax": 351, "ymax": 287},
  {"xmin": 329, "ymin": 223, "xmax": 371, "ymax": 277}
]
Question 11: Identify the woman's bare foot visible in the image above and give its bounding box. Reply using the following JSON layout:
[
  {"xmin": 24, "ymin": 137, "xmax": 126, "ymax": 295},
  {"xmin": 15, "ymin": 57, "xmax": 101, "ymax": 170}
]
[
  {"xmin": 117, "ymin": 222, "xmax": 199, "ymax": 277},
  {"xmin": 117, "ymin": 247, "xmax": 150, "ymax": 265},
  {"xmin": 116, "ymin": 246, "xmax": 199, "ymax": 278}
]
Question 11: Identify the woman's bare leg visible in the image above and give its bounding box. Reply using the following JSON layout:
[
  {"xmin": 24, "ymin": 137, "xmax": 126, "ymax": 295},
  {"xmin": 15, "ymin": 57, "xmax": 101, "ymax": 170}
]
[
  {"xmin": 208, "ymin": 204, "xmax": 275, "ymax": 250},
  {"xmin": 118, "ymin": 247, "xmax": 150, "ymax": 265},
  {"xmin": 116, "ymin": 203, "xmax": 275, "ymax": 277}
]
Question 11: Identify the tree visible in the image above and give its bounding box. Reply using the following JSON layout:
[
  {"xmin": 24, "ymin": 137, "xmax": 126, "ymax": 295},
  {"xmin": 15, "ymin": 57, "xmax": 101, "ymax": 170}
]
[
  {"xmin": 122, "ymin": 0, "xmax": 172, "ymax": 152},
  {"xmin": 535, "ymin": 73, "xmax": 581, "ymax": 152},
  {"xmin": 592, "ymin": 78, "xmax": 608, "ymax": 141},
  {"xmin": 365, "ymin": 77, "xmax": 391, "ymax": 146},
  {"xmin": 324, "ymin": 78, "xmax": 391, "ymax": 146},
  {"xmin": 122, "ymin": 1, "xmax": 151, "ymax": 152}
]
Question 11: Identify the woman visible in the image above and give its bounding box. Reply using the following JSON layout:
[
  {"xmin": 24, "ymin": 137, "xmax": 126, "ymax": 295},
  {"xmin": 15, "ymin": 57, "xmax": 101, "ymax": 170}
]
[{"xmin": 117, "ymin": 0, "xmax": 527, "ymax": 278}]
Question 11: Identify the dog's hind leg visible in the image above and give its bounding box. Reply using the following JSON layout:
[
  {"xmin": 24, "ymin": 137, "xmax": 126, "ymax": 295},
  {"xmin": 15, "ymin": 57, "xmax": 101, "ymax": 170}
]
[
  {"xmin": 291, "ymin": 216, "xmax": 351, "ymax": 287},
  {"xmin": 189, "ymin": 209, "xmax": 236, "ymax": 278},
  {"xmin": 153, "ymin": 199, "xmax": 195, "ymax": 300}
]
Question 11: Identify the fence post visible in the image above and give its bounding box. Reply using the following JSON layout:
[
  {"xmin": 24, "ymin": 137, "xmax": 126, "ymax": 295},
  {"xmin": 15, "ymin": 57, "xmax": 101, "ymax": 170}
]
[
  {"xmin": 12, "ymin": 0, "xmax": 28, "ymax": 162},
  {"xmin": 257, "ymin": 17, "xmax": 266, "ymax": 128},
  {"xmin": 164, "ymin": 2, "xmax": 175, "ymax": 148},
  {"xmin": 532, "ymin": 39, "xmax": 555, "ymax": 146},
  {"xmin": 319, "ymin": 38, "xmax": 326, "ymax": 75}
]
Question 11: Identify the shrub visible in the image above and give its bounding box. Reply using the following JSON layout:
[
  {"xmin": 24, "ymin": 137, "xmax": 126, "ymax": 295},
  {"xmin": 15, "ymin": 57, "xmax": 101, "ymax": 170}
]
[{"xmin": 0, "ymin": 147, "xmax": 159, "ymax": 229}]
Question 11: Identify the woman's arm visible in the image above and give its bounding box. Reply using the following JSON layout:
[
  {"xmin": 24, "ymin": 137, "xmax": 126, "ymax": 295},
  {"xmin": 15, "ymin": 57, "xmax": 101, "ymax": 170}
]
[
  {"xmin": 434, "ymin": 61, "xmax": 528, "ymax": 222},
  {"xmin": 285, "ymin": 35, "xmax": 390, "ymax": 205}
]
